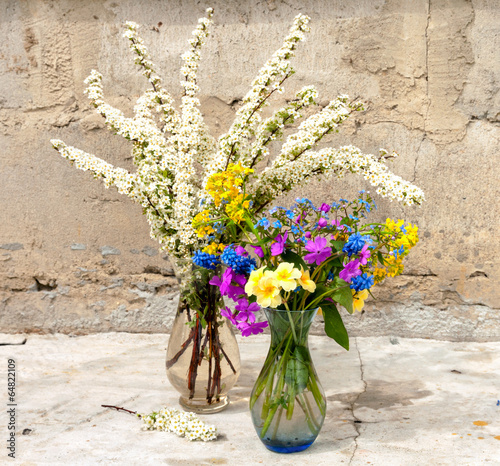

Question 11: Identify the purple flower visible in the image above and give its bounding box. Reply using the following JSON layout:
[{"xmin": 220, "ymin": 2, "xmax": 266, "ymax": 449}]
[
  {"xmin": 317, "ymin": 217, "xmax": 328, "ymax": 229},
  {"xmin": 250, "ymin": 245, "xmax": 264, "ymax": 258},
  {"xmin": 339, "ymin": 259, "xmax": 362, "ymax": 283},
  {"xmin": 237, "ymin": 320, "xmax": 269, "ymax": 337},
  {"xmin": 271, "ymin": 231, "xmax": 288, "ymax": 256},
  {"xmin": 221, "ymin": 306, "xmax": 238, "ymax": 325},
  {"xmin": 235, "ymin": 245, "xmax": 248, "ymax": 256},
  {"xmin": 209, "ymin": 268, "xmax": 244, "ymax": 300},
  {"xmin": 320, "ymin": 203, "xmax": 331, "ymax": 213},
  {"xmin": 358, "ymin": 244, "xmax": 371, "ymax": 265},
  {"xmin": 305, "ymin": 231, "xmax": 312, "ymax": 239},
  {"xmin": 304, "ymin": 237, "xmax": 332, "ymax": 265},
  {"xmin": 235, "ymin": 298, "xmax": 259, "ymax": 324}
]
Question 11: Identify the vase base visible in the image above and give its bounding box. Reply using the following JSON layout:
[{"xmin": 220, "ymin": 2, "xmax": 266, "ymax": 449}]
[
  {"xmin": 179, "ymin": 395, "xmax": 229, "ymax": 414},
  {"xmin": 264, "ymin": 441, "xmax": 314, "ymax": 454}
]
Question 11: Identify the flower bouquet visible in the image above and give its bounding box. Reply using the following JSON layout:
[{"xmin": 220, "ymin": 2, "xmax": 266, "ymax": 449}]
[
  {"xmin": 50, "ymin": 7, "xmax": 424, "ymax": 417},
  {"xmin": 203, "ymin": 193, "xmax": 420, "ymax": 451}
]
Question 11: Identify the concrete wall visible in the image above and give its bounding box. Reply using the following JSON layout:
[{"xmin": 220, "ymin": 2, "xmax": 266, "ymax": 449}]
[{"xmin": 0, "ymin": 0, "xmax": 498, "ymax": 340}]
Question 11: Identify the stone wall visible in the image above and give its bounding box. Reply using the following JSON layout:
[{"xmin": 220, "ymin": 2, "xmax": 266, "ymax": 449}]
[{"xmin": 0, "ymin": 0, "xmax": 498, "ymax": 340}]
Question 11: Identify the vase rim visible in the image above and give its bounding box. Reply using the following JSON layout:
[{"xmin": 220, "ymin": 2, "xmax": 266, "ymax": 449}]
[{"xmin": 263, "ymin": 307, "xmax": 319, "ymax": 313}]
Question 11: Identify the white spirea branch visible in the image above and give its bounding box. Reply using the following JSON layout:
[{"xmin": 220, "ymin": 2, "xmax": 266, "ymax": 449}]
[
  {"xmin": 252, "ymin": 145, "xmax": 426, "ymax": 206},
  {"xmin": 204, "ymin": 13, "xmax": 311, "ymax": 182},
  {"xmin": 239, "ymin": 85, "xmax": 319, "ymax": 168},
  {"xmin": 139, "ymin": 406, "xmax": 217, "ymax": 441},
  {"xmin": 124, "ymin": 21, "xmax": 181, "ymax": 133},
  {"xmin": 271, "ymin": 95, "xmax": 358, "ymax": 168}
]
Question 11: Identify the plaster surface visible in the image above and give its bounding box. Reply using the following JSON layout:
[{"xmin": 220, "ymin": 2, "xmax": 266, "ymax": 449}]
[{"xmin": 0, "ymin": 0, "xmax": 499, "ymax": 337}]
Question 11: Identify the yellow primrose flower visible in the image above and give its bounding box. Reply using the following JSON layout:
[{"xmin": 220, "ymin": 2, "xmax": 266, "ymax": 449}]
[
  {"xmin": 274, "ymin": 262, "xmax": 301, "ymax": 292},
  {"xmin": 352, "ymin": 289, "xmax": 369, "ymax": 312},
  {"xmin": 245, "ymin": 267, "xmax": 266, "ymax": 295},
  {"xmin": 297, "ymin": 267, "xmax": 316, "ymax": 293},
  {"xmin": 253, "ymin": 271, "xmax": 282, "ymax": 308}
]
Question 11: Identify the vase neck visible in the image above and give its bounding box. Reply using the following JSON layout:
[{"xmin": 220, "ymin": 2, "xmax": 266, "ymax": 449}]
[{"xmin": 264, "ymin": 308, "xmax": 318, "ymax": 346}]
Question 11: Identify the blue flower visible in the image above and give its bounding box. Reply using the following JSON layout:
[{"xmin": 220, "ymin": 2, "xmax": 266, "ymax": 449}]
[
  {"xmin": 221, "ymin": 246, "xmax": 257, "ymax": 275},
  {"xmin": 256, "ymin": 217, "xmax": 270, "ymax": 229},
  {"xmin": 391, "ymin": 245, "xmax": 405, "ymax": 259},
  {"xmin": 343, "ymin": 233, "xmax": 367, "ymax": 256},
  {"xmin": 285, "ymin": 210, "xmax": 295, "ymax": 219},
  {"xmin": 269, "ymin": 206, "xmax": 283, "ymax": 214},
  {"xmin": 213, "ymin": 222, "xmax": 226, "ymax": 234},
  {"xmin": 272, "ymin": 220, "xmax": 282, "ymax": 229},
  {"xmin": 350, "ymin": 273, "xmax": 374, "ymax": 291},
  {"xmin": 193, "ymin": 251, "xmax": 221, "ymax": 270}
]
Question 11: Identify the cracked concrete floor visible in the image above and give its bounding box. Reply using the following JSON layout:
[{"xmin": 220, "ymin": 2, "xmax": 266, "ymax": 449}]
[{"xmin": 0, "ymin": 333, "xmax": 499, "ymax": 465}]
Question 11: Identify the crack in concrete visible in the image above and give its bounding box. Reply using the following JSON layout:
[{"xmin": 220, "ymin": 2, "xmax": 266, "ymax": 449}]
[
  {"xmin": 348, "ymin": 337, "xmax": 368, "ymax": 465},
  {"xmin": 424, "ymin": 0, "xmax": 431, "ymax": 132}
]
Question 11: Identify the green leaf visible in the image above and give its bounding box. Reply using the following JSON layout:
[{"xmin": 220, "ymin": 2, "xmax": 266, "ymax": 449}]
[
  {"xmin": 377, "ymin": 251, "xmax": 386, "ymax": 266},
  {"xmin": 330, "ymin": 241, "xmax": 345, "ymax": 252},
  {"xmin": 331, "ymin": 277, "xmax": 354, "ymax": 314},
  {"xmin": 285, "ymin": 346, "xmax": 309, "ymax": 392},
  {"xmin": 281, "ymin": 249, "xmax": 308, "ymax": 270},
  {"xmin": 321, "ymin": 302, "xmax": 349, "ymax": 350}
]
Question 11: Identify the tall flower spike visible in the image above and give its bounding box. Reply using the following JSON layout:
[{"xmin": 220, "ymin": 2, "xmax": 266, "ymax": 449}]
[
  {"xmin": 271, "ymin": 96, "xmax": 361, "ymax": 169},
  {"xmin": 240, "ymin": 85, "xmax": 319, "ymax": 169},
  {"xmin": 252, "ymin": 145, "xmax": 426, "ymax": 207},
  {"xmin": 123, "ymin": 21, "xmax": 181, "ymax": 133},
  {"xmin": 180, "ymin": 8, "xmax": 214, "ymax": 98},
  {"xmin": 208, "ymin": 13, "xmax": 311, "ymax": 180}
]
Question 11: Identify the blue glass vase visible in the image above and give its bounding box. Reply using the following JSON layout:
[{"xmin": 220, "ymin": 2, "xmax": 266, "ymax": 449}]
[{"xmin": 249, "ymin": 307, "xmax": 326, "ymax": 453}]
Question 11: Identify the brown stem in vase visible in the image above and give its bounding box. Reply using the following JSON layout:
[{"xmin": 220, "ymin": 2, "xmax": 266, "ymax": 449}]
[
  {"xmin": 166, "ymin": 329, "xmax": 195, "ymax": 369},
  {"xmin": 187, "ymin": 315, "xmax": 201, "ymax": 399}
]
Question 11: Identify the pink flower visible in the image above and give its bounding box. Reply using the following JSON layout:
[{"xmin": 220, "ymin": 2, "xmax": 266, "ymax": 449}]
[
  {"xmin": 250, "ymin": 245, "xmax": 264, "ymax": 258},
  {"xmin": 339, "ymin": 259, "xmax": 362, "ymax": 283},
  {"xmin": 320, "ymin": 203, "xmax": 331, "ymax": 213},
  {"xmin": 317, "ymin": 217, "xmax": 328, "ymax": 229},
  {"xmin": 304, "ymin": 237, "xmax": 332, "ymax": 265},
  {"xmin": 235, "ymin": 245, "xmax": 248, "ymax": 256},
  {"xmin": 235, "ymin": 298, "xmax": 259, "ymax": 324},
  {"xmin": 221, "ymin": 306, "xmax": 238, "ymax": 325},
  {"xmin": 271, "ymin": 231, "xmax": 288, "ymax": 256},
  {"xmin": 237, "ymin": 321, "xmax": 269, "ymax": 337},
  {"xmin": 358, "ymin": 244, "xmax": 371, "ymax": 265}
]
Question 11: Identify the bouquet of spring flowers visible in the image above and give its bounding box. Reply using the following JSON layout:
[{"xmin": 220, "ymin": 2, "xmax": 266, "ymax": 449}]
[
  {"xmin": 203, "ymin": 192, "xmax": 419, "ymax": 450},
  {"xmin": 49, "ymin": 6, "xmax": 424, "ymax": 414}
]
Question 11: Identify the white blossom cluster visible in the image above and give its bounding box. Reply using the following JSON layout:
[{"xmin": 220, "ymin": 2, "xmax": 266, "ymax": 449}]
[
  {"xmin": 252, "ymin": 145, "xmax": 425, "ymax": 206},
  {"xmin": 138, "ymin": 407, "xmax": 217, "ymax": 441},
  {"xmin": 51, "ymin": 9, "xmax": 424, "ymax": 272},
  {"xmin": 203, "ymin": 13, "xmax": 311, "ymax": 182}
]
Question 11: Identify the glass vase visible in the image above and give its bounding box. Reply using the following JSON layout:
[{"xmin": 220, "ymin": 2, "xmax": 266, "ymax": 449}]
[
  {"xmin": 166, "ymin": 265, "xmax": 240, "ymax": 414},
  {"xmin": 249, "ymin": 307, "xmax": 326, "ymax": 453}
]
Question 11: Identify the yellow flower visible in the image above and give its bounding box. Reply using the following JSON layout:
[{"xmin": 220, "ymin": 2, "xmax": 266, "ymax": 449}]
[
  {"xmin": 386, "ymin": 257, "xmax": 404, "ymax": 277},
  {"xmin": 386, "ymin": 218, "xmax": 404, "ymax": 233},
  {"xmin": 373, "ymin": 267, "xmax": 387, "ymax": 284},
  {"xmin": 253, "ymin": 271, "xmax": 282, "ymax": 308},
  {"xmin": 352, "ymin": 289, "xmax": 369, "ymax": 312},
  {"xmin": 274, "ymin": 262, "xmax": 301, "ymax": 292},
  {"xmin": 245, "ymin": 267, "xmax": 266, "ymax": 295},
  {"xmin": 202, "ymin": 242, "xmax": 224, "ymax": 255},
  {"xmin": 297, "ymin": 267, "xmax": 316, "ymax": 293}
]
